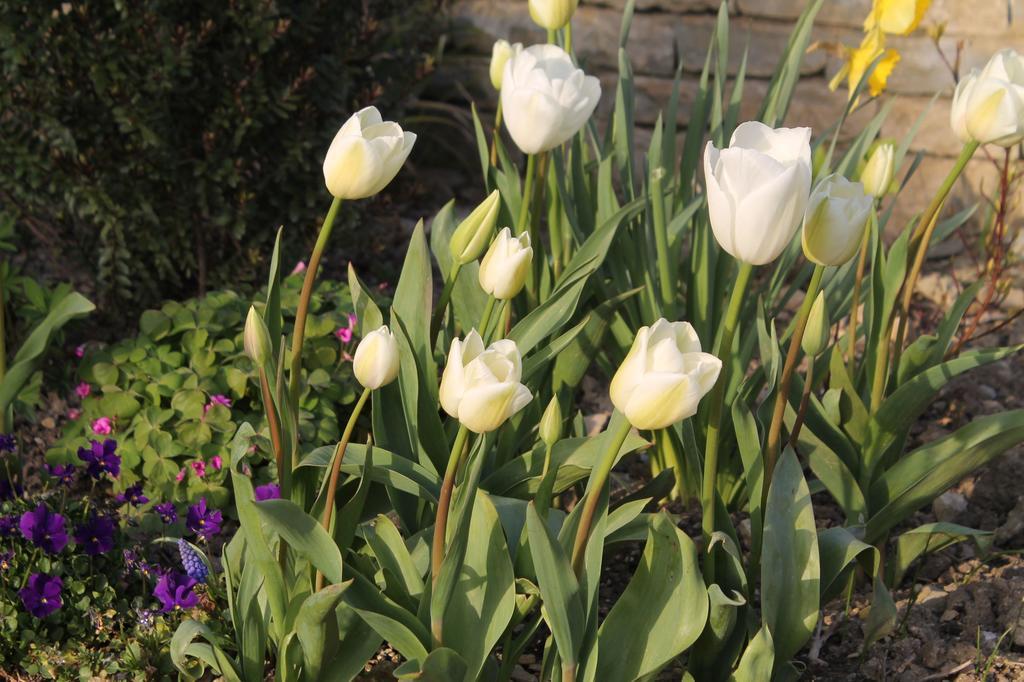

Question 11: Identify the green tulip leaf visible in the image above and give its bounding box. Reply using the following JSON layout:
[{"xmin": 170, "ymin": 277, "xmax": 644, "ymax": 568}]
[
  {"xmin": 761, "ymin": 448, "xmax": 820, "ymax": 668},
  {"xmin": 596, "ymin": 512, "xmax": 707, "ymax": 681}
]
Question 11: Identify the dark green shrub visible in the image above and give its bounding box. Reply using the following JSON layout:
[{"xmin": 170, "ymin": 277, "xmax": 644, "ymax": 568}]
[
  {"xmin": 0, "ymin": 0, "xmax": 440, "ymax": 309},
  {"xmin": 47, "ymin": 272, "xmax": 363, "ymax": 504}
]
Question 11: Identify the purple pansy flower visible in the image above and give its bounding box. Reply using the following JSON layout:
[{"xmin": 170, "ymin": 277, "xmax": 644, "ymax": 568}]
[
  {"xmin": 73, "ymin": 515, "xmax": 116, "ymax": 555},
  {"xmin": 153, "ymin": 572, "xmax": 199, "ymax": 612},
  {"xmin": 0, "ymin": 515, "xmax": 17, "ymax": 537},
  {"xmin": 0, "ymin": 479, "xmax": 20, "ymax": 502},
  {"xmin": 77, "ymin": 439, "xmax": 121, "ymax": 479},
  {"xmin": 115, "ymin": 482, "xmax": 148, "ymax": 507},
  {"xmin": 45, "ymin": 463, "xmax": 77, "ymax": 484},
  {"xmin": 186, "ymin": 498, "xmax": 222, "ymax": 540},
  {"xmin": 154, "ymin": 502, "xmax": 177, "ymax": 524},
  {"xmin": 0, "ymin": 434, "xmax": 16, "ymax": 453},
  {"xmin": 254, "ymin": 483, "xmax": 281, "ymax": 501},
  {"xmin": 21, "ymin": 574, "xmax": 63, "ymax": 618},
  {"xmin": 19, "ymin": 504, "xmax": 68, "ymax": 554}
]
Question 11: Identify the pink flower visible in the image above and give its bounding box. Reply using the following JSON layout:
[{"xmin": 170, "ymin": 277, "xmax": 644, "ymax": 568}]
[
  {"xmin": 290, "ymin": 261, "xmax": 307, "ymax": 275},
  {"xmin": 91, "ymin": 417, "xmax": 112, "ymax": 434},
  {"xmin": 67, "ymin": 408, "xmax": 82, "ymax": 421},
  {"xmin": 190, "ymin": 460, "xmax": 206, "ymax": 478},
  {"xmin": 203, "ymin": 394, "xmax": 232, "ymax": 415},
  {"xmin": 210, "ymin": 455, "xmax": 223, "ymax": 471},
  {"xmin": 335, "ymin": 327, "xmax": 353, "ymax": 343},
  {"xmin": 341, "ymin": 351, "xmax": 353, "ymax": 363},
  {"xmin": 75, "ymin": 382, "xmax": 91, "ymax": 399},
  {"xmin": 74, "ymin": 344, "xmax": 86, "ymax": 359},
  {"xmin": 175, "ymin": 468, "xmax": 187, "ymax": 483},
  {"xmin": 347, "ymin": 313, "xmax": 357, "ymax": 328}
]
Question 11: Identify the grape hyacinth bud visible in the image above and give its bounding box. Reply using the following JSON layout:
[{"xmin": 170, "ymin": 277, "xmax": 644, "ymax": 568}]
[{"xmin": 178, "ymin": 538, "xmax": 209, "ymax": 583}]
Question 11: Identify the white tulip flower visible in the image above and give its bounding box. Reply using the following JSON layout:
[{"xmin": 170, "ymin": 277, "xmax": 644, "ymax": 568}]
[
  {"xmin": 440, "ymin": 331, "xmax": 533, "ymax": 434},
  {"xmin": 801, "ymin": 174, "xmax": 872, "ymax": 267},
  {"xmin": 950, "ymin": 49, "xmax": 1024, "ymax": 148},
  {"xmin": 860, "ymin": 142, "xmax": 895, "ymax": 198},
  {"xmin": 323, "ymin": 106, "xmax": 416, "ymax": 199},
  {"xmin": 490, "ymin": 40, "xmax": 522, "ymax": 91},
  {"xmin": 479, "ymin": 228, "xmax": 533, "ymax": 300},
  {"xmin": 704, "ymin": 121, "xmax": 813, "ymax": 265},
  {"xmin": 610, "ymin": 319, "xmax": 722, "ymax": 431},
  {"xmin": 352, "ymin": 326, "xmax": 400, "ymax": 390},
  {"xmin": 528, "ymin": 0, "xmax": 579, "ymax": 31},
  {"xmin": 501, "ymin": 44, "xmax": 601, "ymax": 155}
]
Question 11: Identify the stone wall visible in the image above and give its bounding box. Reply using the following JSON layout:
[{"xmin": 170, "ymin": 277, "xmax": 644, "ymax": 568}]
[{"xmin": 447, "ymin": 0, "xmax": 1023, "ymax": 230}]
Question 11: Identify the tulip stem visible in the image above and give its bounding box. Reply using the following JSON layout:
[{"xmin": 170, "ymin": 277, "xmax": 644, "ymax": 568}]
[
  {"xmin": 845, "ymin": 209, "xmax": 874, "ymax": 377},
  {"xmin": 315, "ymin": 385, "xmax": 371, "ymax": 592},
  {"xmin": 701, "ymin": 261, "xmax": 753, "ymax": 542},
  {"xmin": 516, "ymin": 154, "xmax": 536, "ymax": 238},
  {"xmin": 478, "ymin": 295, "xmax": 497, "ymax": 341},
  {"xmin": 431, "ymin": 423, "xmax": 472, "ymax": 645},
  {"xmin": 490, "ymin": 101, "xmax": 503, "ymax": 168},
  {"xmin": 431, "ymin": 261, "xmax": 463, "ymax": 345},
  {"xmin": 763, "ymin": 264, "xmax": 825, "ymax": 507},
  {"xmin": 789, "ymin": 360, "xmax": 815, "ymax": 450},
  {"xmin": 650, "ymin": 166, "xmax": 674, "ymax": 318},
  {"xmin": 570, "ymin": 416, "xmax": 633, "ymax": 577},
  {"xmin": 892, "ymin": 140, "xmax": 978, "ymax": 376},
  {"xmin": 289, "ymin": 197, "xmax": 343, "ymax": 409},
  {"xmin": 258, "ymin": 368, "xmax": 286, "ymax": 494}
]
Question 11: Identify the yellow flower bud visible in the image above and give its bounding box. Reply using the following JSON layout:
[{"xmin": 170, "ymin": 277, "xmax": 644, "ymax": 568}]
[
  {"xmin": 801, "ymin": 174, "xmax": 872, "ymax": 267},
  {"xmin": 801, "ymin": 292, "xmax": 830, "ymax": 358},
  {"xmin": 243, "ymin": 306, "xmax": 272, "ymax": 365},
  {"xmin": 859, "ymin": 142, "xmax": 895, "ymax": 198},
  {"xmin": 539, "ymin": 396, "xmax": 562, "ymax": 447},
  {"xmin": 450, "ymin": 190, "xmax": 501, "ymax": 265},
  {"xmin": 528, "ymin": 0, "xmax": 578, "ymax": 31},
  {"xmin": 489, "ymin": 40, "xmax": 522, "ymax": 91}
]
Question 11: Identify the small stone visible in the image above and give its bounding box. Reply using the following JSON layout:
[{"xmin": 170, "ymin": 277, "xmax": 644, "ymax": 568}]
[
  {"xmin": 40, "ymin": 417, "xmax": 56, "ymax": 429},
  {"xmin": 510, "ymin": 665, "xmax": 534, "ymax": 682},
  {"xmin": 940, "ymin": 608, "xmax": 959, "ymax": 622},
  {"xmin": 976, "ymin": 384, "xmax": 997, "ymax": 400},
  {"xmin": 736, "ymin": 518, "xmax": 752, "ymax": 547},
  {"xmin": 518, "ymin": 654, "xmax": 535, "ymax": 665},
  {"xmin": 916, "ymin": 585, "xmax": 949, "ymax": 612},
  {"xmin": 996, "ymin": 497, "xmax": 1024, "ymax": 545},
  {"xmin": 932, "ymin": 491, "xmax": 968, "ymax": 523}
]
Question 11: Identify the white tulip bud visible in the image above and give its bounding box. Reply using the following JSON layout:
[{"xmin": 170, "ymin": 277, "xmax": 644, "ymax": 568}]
[
  {"xmin": 490, "ymin": 40, "xmax": 522, "ymax": 91},
  {"xmin": 352, "ymin": 326, "xmax": 400, "ymax": 390},
  {"xmin": 323, "ymin": 106, "xmax": 417, "ymax": 199},
  {"xmin": 439, "ymin": 331, "xmax": 533, "ymax": 434},
  {"xmin": 704, "ymin": 121, "xmax": 813, "ymax": 265},
  {"xmin": 450, "ymin": 190, "xmax": 501, "ymax": 265},
  {"xmin": 479, "ymin": 228, "xmax": 533, "ymax": 300},
  {"xmin": 528, "ymin": 0, "xmax": 579, "ymax": 30},
  {"xmin": 501, "ymin": 45, "xmax": 601, "ymax": 154},
  {"xmin": 610, "ymin": 319, "xmax": 722, "ymax": 431},
  {"xmin": 244, "ymin": 306, "xmax": 272, "ymax": 365},
  {"xmin": 860, "ymin": 142, "xmax": 895, "ymax": 198},
  {"xmin": 801, "ymin": 174, "xmax": 872, "ymax": 267},
  {"xmin": 801, "ymin": 292, "xmax": 830, "ymax": 358},
  {"xmin": 950, "ymin": 49, "xmax": 1024, "ymax": 148},
  {"xmin": 539, "ymin": 396, "xmax": 562, "ymax": 447}
]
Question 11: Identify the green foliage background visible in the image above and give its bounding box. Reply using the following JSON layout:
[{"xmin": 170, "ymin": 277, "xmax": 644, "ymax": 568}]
[{"xmin": 0, "ymin": 0, "xmax": 440, "ymax": 309}]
